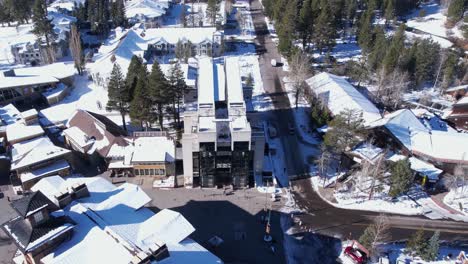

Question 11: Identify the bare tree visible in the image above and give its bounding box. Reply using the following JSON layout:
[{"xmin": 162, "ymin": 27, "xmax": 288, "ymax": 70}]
[
  {"xmin": 368, "ymin": 152, "xmax": 386, "ymax": 200},
  {"xmin": 288, "ymin": 51, "xmax": 312, "ymax": 108},
  {"xmin": 316, "ymin": 144, "xmax": 331, "ymax": 186},
  {"xmin": 359, "ymin": 214, "xmax": 391, "ymax": 256},
  {"xmin": 376, "ymin": 68, "xmax": 410, "ymax": 110},
  {"xmin": 70, "ymin": 24, "xmax": 84, "ymax": 75}
]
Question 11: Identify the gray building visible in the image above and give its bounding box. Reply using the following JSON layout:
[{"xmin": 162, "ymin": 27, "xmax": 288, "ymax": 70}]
[{"xmin": 182, "ymin": 57, "xmax": 264, "ymax": 188}]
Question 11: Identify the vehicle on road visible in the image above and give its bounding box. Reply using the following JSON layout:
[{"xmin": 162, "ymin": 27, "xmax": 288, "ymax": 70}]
[
  {"xmin": 288, "ymin": 123, "xmax": 295, "ymax": 135},
  {"xmin": 268, "ymin": 124, "xmax": 277, "ymax": 138},
  {"xmin": 271, "ymin": 59, "xmax": 281, "ymax": 67},
  {"xmin": 343, "ymin": 246, "xmax": 367, "ymax": 264}
]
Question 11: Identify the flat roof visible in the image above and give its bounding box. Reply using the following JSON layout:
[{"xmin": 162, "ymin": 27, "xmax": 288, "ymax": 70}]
[
  {"xmin": 131, "ymin": 136, "xmax": 175, "ymax": 163},
  {"xmin": 215, "ymin": 64, "xmax": 226, "ymax": 102},
  {"xmin": 198, "ymin": 58, "xmax": 215, "ymax": 106},
  {"xmin": 225, "ymin": 57, "xmax": 244, "ymax": 105},
  {"xmin": 6, "ymin": 123, "xmax": 44, "ymax": 143}
]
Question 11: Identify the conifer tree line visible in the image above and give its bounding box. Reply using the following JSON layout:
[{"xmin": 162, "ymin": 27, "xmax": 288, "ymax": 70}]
[
  {"xmin": 0, "ymin": 0, "xmax": 127, "ymax": 36},
  {"xmin": 106, "ymin": 56, "xmax": 188, "ymax": 132},
  {"xmin": 262, "ymin": 0, "xmax": 420, "ymax": 56},
  {"xmin": 263, "ymin": 0, "xmax": 466, "ymax": 107},
  {"xmin": 73, "ymin": 0, "xmax": 127, "ymax": 35}
]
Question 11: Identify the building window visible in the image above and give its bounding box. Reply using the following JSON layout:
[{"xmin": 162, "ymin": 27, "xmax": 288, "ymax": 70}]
[
  {"xmin": 134, "ymin": 169, "xmax": 140, "ymax": 175},
  {"xmin": 144, "ymin": 169, "xmax": 149, "ymax": 175},
  {"xmin": 149, "ymin": 169, "xmax": 155, "ymax": 175},
  {"xmin": 160, "ymin": 169, "xmax": 165, "ymax": 175},
  {"xmin": 33, "ymin": 211, "xmax": 44, "ymax": 223}
]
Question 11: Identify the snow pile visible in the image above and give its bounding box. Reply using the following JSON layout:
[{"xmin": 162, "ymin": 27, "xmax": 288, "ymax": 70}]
[
  {"xmin": 405, "ymin": 2, "xmax": 464, "ymax": 48},
  {"xmin": 444, "ymin": 186, "xmax": 468, "ymax": 216}
]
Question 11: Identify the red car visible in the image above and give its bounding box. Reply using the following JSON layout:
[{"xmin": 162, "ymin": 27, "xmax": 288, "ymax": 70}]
[{"xmin": 344, "ymin": 246, "xmax": 367, "ymax": 264}]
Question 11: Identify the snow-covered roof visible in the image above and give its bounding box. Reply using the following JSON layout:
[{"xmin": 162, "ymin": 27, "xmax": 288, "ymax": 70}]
[
  {"xmin": 63, "ymin": 126, "xmax": 95, "ymax": 149},
  {"xmin": 198, "ymin": 58, "xmax": 215, "ymax": 106},
  {"xmin": 306, "ymin": 72, "xmax": 381, "ymax": 125},
  {"xmin": 32, "ymin": 176, "xmax": 221, "ymax": 264},
  {"xmin": 125, "ymin": 0, "xmax": 168, "ymax": 19},
  {"xmin": 21, "ymin": 109, "xmax": 38, "ymax": 120},
  {"xmin": 351, "ymin": 143, "xmax": 384, "ymax": 164},
  {"xmin": 11, "ymin": 137, "xmax": 71, "ymax": 171},
  {"xmin": 0, "ymin": 62, "xmax": 76, "ymax": 90},
  {"xmin": 371, "ymin": 109, "xmax": 429, "ymax": 151},
  {"xmin": 411, "ymin": 108, "xmax": 457, "ymax": 133},
  {"xmin": 445, "ymin": 84, "xmax": 468, "ymax": 93},
  {"xmin": 0, "ymin": 104, "xmax": 22, "ymax": 126},
  {"xmin": 20, "ymin": 159, "xmax": 70, "ymax": 183},
  {"xmin": 131, "ymin": 136, "xmax": 175, "ymax": 163},
  {"xmin": 455, "ymin": 96, "xmax": 468, "ymax": 106},
  {"xmin": 144, "ymin": 27, "xmax": 216, "ymax": 45},
  {"xmin": 49, "ymin": 0, "xmax": 85, "ymax": 12},
  {"xmin": 0, "ymin": 73, "xmax": 58, "ymax": 90},
  {"xmin": 408, "ymin": 157, "xmax": 442, "ymax": 181},
  {"xmin": 412, "ymin": 131, "xmax": 468, "ymax": 164},
  {"xmin": 225, "ymin": 57, "xmax": 244, "ymax": 105},
  {"xmin": 6, "ymin": 123, "xmax": 44, "ymax": 143}
]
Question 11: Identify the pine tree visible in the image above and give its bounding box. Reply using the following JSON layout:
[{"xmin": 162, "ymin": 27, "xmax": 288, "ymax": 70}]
[
  {"xmin": 70, "ymin": 24, "xmax": 84, "ymax": 75},
  {"xmin": 357, "ymin": 8, "xmax": 373, "ymax": 53},
  {"xmin": 405, "ymin": 229, "xmax": 428, "ymax": 257},
  {"xmin": 277, "ymin": 0, "xmax": 297, "ymax": 55},
  {"xmin": 324, "ymin": 108, "xmax": 366, "ymax": 154},
  {"xmin": 125, "ymin": 55, "xmax": 144, "ymax": 100},
  {"xmin": 107, "ymin": 64, "xmax": 130, "ymax": 131},
  {"xmin": 422, "ymin": 231, "xmax": 440, "ymax": 261},
  {"xmin": 382, "ymin": 24, "xmax": 405, "ymax": 74},
  {"xmin": 384, "ymin": 0, "xmax": 395, "ymax": 22},
  {"xmin": 414, "ymin": 38, "xmax": 440, "ymax": 86},
  {"xmin": 447, "ymin": 0, "xmax": 465, "ymax": 23},
  {"xmin": 32, "ymin": 0, "xmax": 56, "ymax": 64},
  {"xmin": 148, "ymin": 61, "xmax": 169, "ymax": 131},
  {"xmin": 442, "ymin": 52, "xmax": 457, "ymax": 89},
  {"xmin": 314, "ymin": 1, "xmax": 337, "ymax": 53},
  {"xmin": 206, "ymin": 0, "xmax": 219, "ymax": 26},
  {"xmin": 389, "ymin": 158, "xmax": 413, "ymax": 197},
  {"xmin": 298, "ymin": 0, "xmax": 313, "ymax": 50},
  {"xmin": 167, "ymin": 62, "xmax": 187, "ymax": 129},
  {"xmin": 130, "ymin": 67, "xmax": 153, "ymax": 129},
  {"xmin": 368, "ymin": 26, "xmax": 387, "ymax": 69},
  {"xmin": 111, "ymin": 0, "xmax": 126, "ymax": 28}
]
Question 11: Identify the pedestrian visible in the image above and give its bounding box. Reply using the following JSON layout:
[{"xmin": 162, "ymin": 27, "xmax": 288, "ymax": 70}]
[{"xmin": 7, "ymin": 196, "xmax": 10, "ymax": 202}]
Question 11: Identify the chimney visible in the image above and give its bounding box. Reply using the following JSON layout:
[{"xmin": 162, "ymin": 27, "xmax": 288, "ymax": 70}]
[
  {"xmin": 3, "ymin": 69, "xmax": 16, "ymax": 77},
  {"xmin": 71, "ymin": 183, "xmax": 89, "ymax": 199},
  {"xmin": 54, "ymin": 191, "xmax": 73, "ymax": 208}
]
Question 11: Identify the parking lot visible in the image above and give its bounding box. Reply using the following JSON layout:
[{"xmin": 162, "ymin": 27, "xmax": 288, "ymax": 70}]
[{"xmin": 142, "ymin": 186, "xmax": 286, "ymax": 264}]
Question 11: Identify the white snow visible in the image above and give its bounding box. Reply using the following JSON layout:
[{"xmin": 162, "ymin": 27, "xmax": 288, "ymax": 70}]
[
  {"xmin": 20, "ymin": 159, "xmax": 70, "ymax": 183},
  {"xmin": 6, "ymin": 123, "xmax": 45, "ymax": 144},
  {"xmin": 225, "ymin": 57, "xmax": 243, "ymax": 104},
  {"xmin": 412, "ymin": 131, "xmax": 468, "ymax": 164},
  {"xmin": 125, "ymin": 0, "xmax": 168, "ymax": 19},
  {"xmin": 370, "ymin": 109, "xmax": 429, "ymax": 150},
  {"xmin": 11, "ymin": 136, "xmax": 71, "ymax": 171},
  {"xmin": 405, "ymin": 2, "xmax": 465, "ymax": 48},
  {"xmin": 444, "ymin": 186, "xmax": 468, "ymax": 216},
  {"xmin": 306, "ymin": 72, "xmax": 381, "ymax": 126},
  {"xmin": 32, "ymin": 176, "xmax": 222, "ymax": 264},
  {"xmin": 132, "ymin": 136, "xmax": 175, "ymax": 163}
]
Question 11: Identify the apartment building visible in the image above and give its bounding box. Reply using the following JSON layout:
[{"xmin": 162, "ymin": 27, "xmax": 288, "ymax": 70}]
[{"xmin": 182, "ymin": 57, "xmax": 264, "ymax": 188}]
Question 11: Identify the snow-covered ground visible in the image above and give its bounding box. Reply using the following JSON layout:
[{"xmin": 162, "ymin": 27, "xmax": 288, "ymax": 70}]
[
  {"xmin": 444, "ymin": 186, "xmax": 468, "ymax": 216},
  {"xmin": 0, "ymin": 24, "xmax": 36, "ymax": 68},
  {"xmin": 39, "ymin": 72, "xmax": 125, "ymax": 127},
  {"xmin": 405, "ymin": 1, "xmax": 465, "ymax": 48},
  {"xmin": 339, "ymin": 240, "xmax": 466, "ymax": 264}
]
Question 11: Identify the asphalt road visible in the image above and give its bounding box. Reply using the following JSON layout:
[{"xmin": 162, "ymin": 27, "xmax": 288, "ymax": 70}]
[{"xmin": 249, "ymin": 0, "xmax": 468, "ymax": 244}]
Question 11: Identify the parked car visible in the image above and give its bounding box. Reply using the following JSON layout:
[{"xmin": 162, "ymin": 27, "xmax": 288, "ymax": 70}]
[
  {"xmin": 271, "ymin": 59, "xmax": 280, "ymax": 67},
  {"xmin": 344, "ymin": 246, "xmax": 367, "ymax": 264},
  {"xmin": 288, "ymin": 123, "xmax": 295, "ymax": 135}
]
